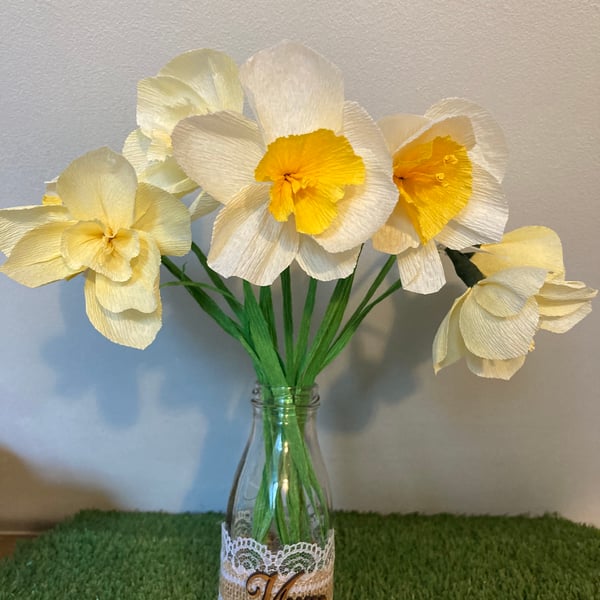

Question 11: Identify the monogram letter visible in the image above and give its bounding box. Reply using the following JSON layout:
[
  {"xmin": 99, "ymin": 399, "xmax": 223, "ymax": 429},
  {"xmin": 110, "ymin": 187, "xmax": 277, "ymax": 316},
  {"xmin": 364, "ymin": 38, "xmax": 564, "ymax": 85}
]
[{"xmin": 246, "ymin": 571, "xmax": 305, "ymax": 600}]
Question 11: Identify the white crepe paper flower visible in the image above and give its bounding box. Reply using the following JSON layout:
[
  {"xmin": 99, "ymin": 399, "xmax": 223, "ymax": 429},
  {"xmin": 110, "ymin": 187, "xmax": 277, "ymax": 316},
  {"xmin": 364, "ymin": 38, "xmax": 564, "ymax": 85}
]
[
  {"xmin": 0, "ymin": 147, "xmax": 191, "ymax": 349},
  {"xmin": 373, "ymin": 98, "xmax": 509, "ymax": 294},
  {"xmin": 433, "ymin": 226, "xmax": 596, "ymax": 379},
  {"xmin": 171, "ymin": 41, "xmax": 398, "ymax": 286},
  {"xmin": 123, "ymin": 49, "xmax": 244, "ymax": 219}
]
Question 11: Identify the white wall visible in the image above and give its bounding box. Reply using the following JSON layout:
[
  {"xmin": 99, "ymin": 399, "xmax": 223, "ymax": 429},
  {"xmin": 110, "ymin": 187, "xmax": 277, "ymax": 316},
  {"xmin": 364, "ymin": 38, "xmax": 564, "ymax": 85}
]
[{"xmin": 0, "ymin": 0, "xmax": 598, "ymax": 530}]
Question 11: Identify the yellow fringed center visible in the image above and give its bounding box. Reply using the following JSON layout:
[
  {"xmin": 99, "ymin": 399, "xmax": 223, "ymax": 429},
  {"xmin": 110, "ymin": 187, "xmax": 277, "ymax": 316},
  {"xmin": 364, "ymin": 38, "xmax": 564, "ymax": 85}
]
[
  {"xmin": 393, "ymin": 135, "xmax": 473, "ymax": 243},
  {"xmin": 255, "ymin": 129, "xmax": 366, "ymax": 235}
]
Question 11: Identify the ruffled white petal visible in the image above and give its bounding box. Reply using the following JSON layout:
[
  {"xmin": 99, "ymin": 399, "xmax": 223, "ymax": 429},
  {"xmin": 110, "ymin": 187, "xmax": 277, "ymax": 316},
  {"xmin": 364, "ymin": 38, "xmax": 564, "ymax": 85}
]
[
  {"xmin": 61, "ymin": 221, "xmax": 139, "ymax": 282},
  {"xmin": 133, "ymin": 183, "xmax": 191, "ymax": 256},
  {"xmin": 377, "ymin": 113, "xmax": 430, "ymax": 154},
  {"xmin": 158, "ymin": 48, "xmax": 243, "ymax": 113},
  {"xmin": 172, "ymin": 111, "xmax": 264, "ymax": 205},
  {"xmin": 432, "ymin": 293, "xmax": 468, "ymax": 372},
  {"xmin": 296, "ymin": 236, "xmax": 360, "ymax": 281},
  {"xmin": 57, "ymin": 148, "xmax": 138, "ymax": 231},
  {"xmin": 314, "ymin": 102, "xmax": 397, "ymax": 253},
  {"xmin": 189, "ymin": 190, "xmax": 220, "ymax": 221},
  {"xmin": 0, "ymin": 204, "xmax": 71, "ymax": 256},
  {"xmin": 425, "ymin": 98, "xmax": 508, "ymax": 182},
  {"xmin": 84, "ymin": 272, "xmax": 162, "ymax": 350},
  {"xmin": 93, "ymin": 234, "xmax": 160, "ymax": 313},
  {"xmin": 460, "ymin": 292, "xmax": 539, "ymax": 360},
  {"xmin": 371, "ymin": 207, "xmax": 419, "ymax": 255},
  {"xmin": 405, "ymin": 115, "xmax": 476, "ymax": 151},
  {"xmin": 137, "ymin": 75, "xmax": 209, "ymax": 158},
  {"xmin": 435, "ymin": 164, "xmax": 508, "ymax": 249},
  {"xmin": 472, "ymin": 226, "xmax": 565, "ymax": 279},
  {"xmin": 465, "ymin": 353, "xmax": 526, "ymax": 380},
  {"xmin": 122, "ymin": 129, "xmax": 152, "ymax": 173},
  {"xmin": 240, "ymin": 40, "xmax": 344, "ymax": 142},
  {"xmin": 472, "ymin": 267, "xmax": 547, "ymax": 317},
  {"xmin": 536, "ymin": 279, "xmax": 597, "ymax": 333},
  {"xmin": 123, "ymin": 130, "xmax": 196, "ymax": 197},
  {"xmin": 396, "ymin": 241, "xmax": 446, "ymax": 294},
  {"xmin": 0, "ymin": 221, "xmax": 80, "ymax": 287},
  {"xmin": 208, "ymin": 184, "xmax": 298, "ymax": 285}
]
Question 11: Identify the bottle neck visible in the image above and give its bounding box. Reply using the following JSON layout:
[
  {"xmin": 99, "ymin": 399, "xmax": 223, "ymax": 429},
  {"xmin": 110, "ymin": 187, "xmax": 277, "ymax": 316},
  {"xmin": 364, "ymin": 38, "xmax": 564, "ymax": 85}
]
[{"xmin": 251, "ymin": 383, "xmax": 320, "ymax": 410}]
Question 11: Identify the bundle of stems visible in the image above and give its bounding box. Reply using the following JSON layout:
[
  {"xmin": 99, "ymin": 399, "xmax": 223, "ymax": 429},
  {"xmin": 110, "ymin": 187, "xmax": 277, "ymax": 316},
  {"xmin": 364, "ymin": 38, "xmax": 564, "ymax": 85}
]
[{"xmin": 161, "ymin": 244, "xmax": 402, "ymax": 544}]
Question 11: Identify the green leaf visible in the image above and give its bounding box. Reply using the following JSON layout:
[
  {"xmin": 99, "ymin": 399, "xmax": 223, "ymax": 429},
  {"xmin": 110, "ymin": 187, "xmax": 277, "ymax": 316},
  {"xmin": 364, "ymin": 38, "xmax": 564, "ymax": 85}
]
[
  {"xmin": 243, "ymin": 281, "xmax": 287, "ymax": 387},
  {"xmin": 299, "ymin": 271, "xmax": 356, "ymax": 384},
  {"xmin": 190, "ymin": 242, "xmax": 245, "ymax": 320},
  {"xmin": 280, "ymin": 268, "xmax": 294, "ymax": 376}
]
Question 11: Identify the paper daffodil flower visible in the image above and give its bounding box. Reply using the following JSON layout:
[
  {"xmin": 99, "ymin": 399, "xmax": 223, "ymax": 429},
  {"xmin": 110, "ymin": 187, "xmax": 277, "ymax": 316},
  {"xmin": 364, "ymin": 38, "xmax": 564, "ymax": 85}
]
[
  {"xmin": 171, "ymin": 41, "xmax": 398, "ymax": 286},
  {"xmin": 472, "ymin": 226, "xmax": 597, "ymax": 335},
  {"xmin": 373, "ymin": 98, "xmax": 509, "ymax": 294},
  {"xmin": 433, "ymin": 227, "xmax": 596, "ymax": 379},
  {"xmin": 123, "ymin": 49, "xmax": 244, "ymax": 219},
  {"xmin": 0, "ymin": 148, "xmax": 191, "ymax": 349}
]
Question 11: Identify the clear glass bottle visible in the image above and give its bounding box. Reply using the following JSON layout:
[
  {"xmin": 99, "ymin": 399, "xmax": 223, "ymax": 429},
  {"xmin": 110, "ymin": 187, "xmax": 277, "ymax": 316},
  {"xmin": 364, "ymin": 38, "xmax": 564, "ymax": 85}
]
[{"xmin": 219, "ymin": 384, "xmax": 334, "ymax": 600}]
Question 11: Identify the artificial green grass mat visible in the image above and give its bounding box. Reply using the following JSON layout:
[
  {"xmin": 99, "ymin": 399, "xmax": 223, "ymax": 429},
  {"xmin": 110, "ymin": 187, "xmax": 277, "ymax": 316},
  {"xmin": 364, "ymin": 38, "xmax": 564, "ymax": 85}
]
[{"xmin": 0, "ymin": 511, "xmax": 599, "ymax": 599}]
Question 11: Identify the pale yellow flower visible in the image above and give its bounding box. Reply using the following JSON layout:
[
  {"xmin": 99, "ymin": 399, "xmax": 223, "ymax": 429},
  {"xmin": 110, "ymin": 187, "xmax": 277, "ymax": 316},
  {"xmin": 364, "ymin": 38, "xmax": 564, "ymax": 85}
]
[
  {"xmin": 373, "ymin": 99, "xmax": 509, "ymax": 294},
  {"xmin": 472, "ymin": 225, "xmax": 597, "ymax": 336},
  {"xmin": 433, "ymin": 227, "xmax": 596, "ymax": 379},
  {"xmin": 171, "ymin": 41, "xmax": 398, "ymax": 286},
  {"xmin": 123, "ymin": 49, "xmax": 244, "ymax": 219},
  {"xmin": 0, "ymin": 148, "xmax": 191, "ymax": 349}
]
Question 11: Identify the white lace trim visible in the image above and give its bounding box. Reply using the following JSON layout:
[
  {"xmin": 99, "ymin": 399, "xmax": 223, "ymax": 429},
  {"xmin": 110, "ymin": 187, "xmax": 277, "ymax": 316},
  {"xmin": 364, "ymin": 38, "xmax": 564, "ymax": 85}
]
[{"xmin": 219, "ymin": 523, "xmax": 335, "ymax": 600}]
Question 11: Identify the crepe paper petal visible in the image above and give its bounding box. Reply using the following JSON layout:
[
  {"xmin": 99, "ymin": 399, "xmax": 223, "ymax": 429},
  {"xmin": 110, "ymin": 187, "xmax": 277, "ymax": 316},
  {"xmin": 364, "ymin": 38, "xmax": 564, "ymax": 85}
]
[
  {"xmin": 57, "ymin": 148, "xmax": 138, "ymax": 231},
  {"xmin": 405, "ymin": 115, "xmax": 476, "ymax": 152},
  {"xmin": 539, "ymin": 303, "xmax": 593, "ymax": 334},
  {"xmin": 189, "ymin": 190, "xmax": 220, "ymax": 221},
  {"xmin": 84, "ymin": 272, "xmax": 162, "ymax": 349},
  {"xmin": 208, "ymin": 184, "xmax": 298, "ymax": 286},
  {"xmin": 435, "ymin": 164, "xmax": 508, "ymax": 249},
  {"xmin": 132, "ymin": 183, "xmax": 191, "ymax": 256},
  {"xmin": 396, "ymin": 241, "xmax": 446, "ymax": 294},
  {"xmin": 371, "ymin": 208, "xmax": 420, "ymax": 255},
  {"xmin": 432, "ymin": 293, "xmax": 468, "ymax": 372},
  {"xmin": 93, "ymin": 234, "xmax": 161, "ymax": 314},
  {"xmin": 472, "ymin": 226, "xmax": 565, "ymax": 279},
  {"xmin": 0, "ymin": 204, "xmax": 70, "ymax": 255},
  {"xmin": 0, "ymin": 221, "xmax": 80, "ymax": 287},
  {"xmin": 315, "ymin": 102, "xmax": 397, "ymax": 252},
  {"xmin": 536, "ymin": 280, "xmax": 597, "ymax": 333},
  {"xmin": 377, "ymin": 114, "xmax": 430, "ymax": 154},
  {"xmin": 158, "ymin": 49, "xmax": 244, "ymax": 114},
  {"xmin": 123, "ymin": 129, "xmax": 197, "ymax": 197},
  {"xmin": 472, "ymin": 267, "xmax": 547, "ymax": 317},
  {"xmin": 460, "ymin": 291, "xmax": 539, "ymax": 360},
  {"xmin": 122, "ymin": 129, "xmax": 151, "ymax": 173},
  {"xmin": 137, "ymin": 76, "xmax": 209, "ymax": 155},
  {"xmin": 465, "ymin": 353, "xmax": 527, "ymax": 380},
  {"xmin": 61, "ymin": 221, "xmax": 139, "ymax": 282},
  {"xmin": 143, "ymin": 157, "xmax": 197, "ymax": 197},
  {"xmin": 172, "ymin": 111, "xmax": 264, "ymax": 205},
  {"xmin": 537, "ymin": 279, "xmax": 597, "ymax": 303},
  {"xmin": 425, "ymin": 98, "xmax": 508, "ymax": 183},
  {"xmin": 296, "ymin": 236, "xmax": 360, "ymax": 281},
  {"xmin": 240, "ymin": 40, "xmax": 344, "ymax": 143}
]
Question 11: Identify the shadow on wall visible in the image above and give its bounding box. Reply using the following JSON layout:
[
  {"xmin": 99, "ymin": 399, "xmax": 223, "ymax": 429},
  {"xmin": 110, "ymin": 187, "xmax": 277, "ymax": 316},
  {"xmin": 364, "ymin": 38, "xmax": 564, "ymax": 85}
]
[
  {"xmin": 38, "ymin": 264, "xmax": 254, "ymax": 514},
  {"xmin": 322, "ymin": 278, "xmax": 464, "ymax": 433},
  {"xmin": 0, "ymin": 445, "xmax": 120, "ymax": 532}
]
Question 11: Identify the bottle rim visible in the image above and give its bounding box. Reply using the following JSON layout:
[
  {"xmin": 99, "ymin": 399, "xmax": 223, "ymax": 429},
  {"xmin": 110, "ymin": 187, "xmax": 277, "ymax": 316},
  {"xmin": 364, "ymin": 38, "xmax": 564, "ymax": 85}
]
[{"xmin": 251, "ymin": 382, "xmax": 320, "ymax": 408}]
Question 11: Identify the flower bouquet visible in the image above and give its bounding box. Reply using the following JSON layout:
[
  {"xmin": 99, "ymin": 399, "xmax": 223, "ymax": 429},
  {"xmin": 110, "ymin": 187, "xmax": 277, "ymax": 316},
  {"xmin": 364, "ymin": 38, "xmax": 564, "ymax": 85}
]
[{"xmin": 0, "ymin": 41, "xmax": 595, "ymax": 600}]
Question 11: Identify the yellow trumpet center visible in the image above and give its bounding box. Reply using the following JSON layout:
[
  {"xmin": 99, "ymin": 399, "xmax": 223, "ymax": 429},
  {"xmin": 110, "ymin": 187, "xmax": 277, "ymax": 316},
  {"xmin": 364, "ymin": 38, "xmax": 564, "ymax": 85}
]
[
  {"xmin": 254, "ymin": 129, "xmax": 366, "ymax": 235},
  {"xmin": 393, "ymin": 135, "xmax": 473, "ymax": 244}
]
